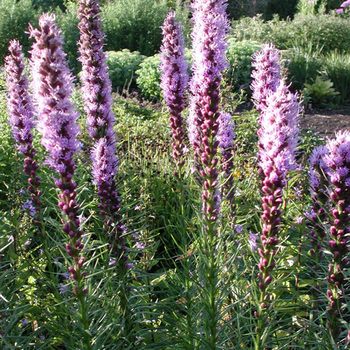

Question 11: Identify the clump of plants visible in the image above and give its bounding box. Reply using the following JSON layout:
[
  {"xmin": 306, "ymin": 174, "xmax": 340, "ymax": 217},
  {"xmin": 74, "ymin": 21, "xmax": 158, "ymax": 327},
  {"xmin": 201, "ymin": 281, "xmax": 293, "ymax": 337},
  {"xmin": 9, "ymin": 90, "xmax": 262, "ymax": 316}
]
[{"xmin": 2, "ymin": 1, "xmax": 350, "ymax": 349}]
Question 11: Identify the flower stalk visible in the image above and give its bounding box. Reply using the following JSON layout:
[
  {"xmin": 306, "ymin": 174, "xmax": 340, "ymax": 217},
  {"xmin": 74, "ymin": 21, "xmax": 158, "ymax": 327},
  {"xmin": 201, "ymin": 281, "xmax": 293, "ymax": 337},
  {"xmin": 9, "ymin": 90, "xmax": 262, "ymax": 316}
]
[
  {"xmin": 254, "ymin": 80, "xmax": 300, "ymax": 349},
  {"xmin": 78, "ymin": 0, "xmax": 132, "ymax": 345},
  {"xmin": 189, "ymin": 0, "xmax": 229, "ymax": 347},
  {"xmin": 323, "ymin": 131, "xmax": 350, "ymax": 344},
  {"xmin": 160, "ymin": 11, "xmax": 189, "ymax": 179},
  {"xmin": 5, "ymin": 40, "xmax": 41, "ymax": 232},
  {"xmin": 308, "ymin": 146, "xmax": 329, "ymax": 316},
  {"xmin": 29, "ymin": 13, "xmax": 90, "ymax": 349}
]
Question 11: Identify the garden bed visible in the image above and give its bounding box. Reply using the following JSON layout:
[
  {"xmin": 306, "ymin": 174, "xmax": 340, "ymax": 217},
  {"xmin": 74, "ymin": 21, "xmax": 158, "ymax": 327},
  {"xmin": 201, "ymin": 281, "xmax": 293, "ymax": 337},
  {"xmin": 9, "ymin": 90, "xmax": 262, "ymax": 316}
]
[{"xmin": 301, "ymin": 106, "xmax": 350, "ymax": 137}]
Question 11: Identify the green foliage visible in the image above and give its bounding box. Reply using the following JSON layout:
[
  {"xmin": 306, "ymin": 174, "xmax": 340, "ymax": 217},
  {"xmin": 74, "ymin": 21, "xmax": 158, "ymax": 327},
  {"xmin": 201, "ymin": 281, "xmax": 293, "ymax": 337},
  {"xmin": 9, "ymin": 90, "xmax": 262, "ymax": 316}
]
[
  {"xmin": 231, "ymin": 13, "xmax": 350, "ymax": 54},
  {"xmin": 0, "ymin": 0, "xmax": 39, "ymax": 65},
  {"xmin": 55, "ymin": 2, "xmax": 80, "ymax": 73},
  {"xmin": 226, "ymin": 38, "xmax": 261, "ymax": 92},
  {"xmin": 32, "ymin": 0, "xmax": 65, "ymax": 11},
  {"xmin": 323, "ymin": 50, "xmax": 350, "ymax": 104},
  {"xmin": 106, "ymin": 49, "xmax": 145, "ymax": 93},
  {"xmin": 136, "ymin": 54, "xmax": 162, "ymax": 101},
  {"xmin": 101, "ymin": 0, "xmax": 168, "ymax": 57},
  {"xmin": 297, "ymin": 0, "xmax": 326, "ymax": 15},
  {"xmin": 304, "ymin": 75, "xmax": 339, "ymax": 106},
  {"xmin": 282, "ymin": 45, "xmax": 324, "ymax": 92}
]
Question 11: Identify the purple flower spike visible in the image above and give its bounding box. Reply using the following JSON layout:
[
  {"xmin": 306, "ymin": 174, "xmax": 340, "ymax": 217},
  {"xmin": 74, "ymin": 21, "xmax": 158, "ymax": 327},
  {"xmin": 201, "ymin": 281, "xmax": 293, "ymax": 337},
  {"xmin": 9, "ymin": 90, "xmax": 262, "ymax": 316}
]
[
  {"xmin": 160, "ymin": 12, "xmax": 189, "ymax": 177},
  {"xmin": 217, "ymin": 112, "xmax": 236, "ymax": 220},
  {"xmin": 5, "ymin": 40, "xmax": 42, "ymax": 230},
  {"xmin": 91, "ymin": 138, "xmax": 128, "ymax": 265},
  {"xmin": 189, "ymin": 0, "xmax": 229, "ymax": 214},
  {"xmin": 188, "ymin": 1, "xmax": 229, "ymax": 346},
  {"xmin": 308, "ymin": 146, "xmax": 329, "ymax": 255},
  {"xmin": 251, "ymin": 43, "xmax": 281, "ymax": 119},
  {"xmin": 78, "ymin": 0, "xmax": 130, "ymax": 271},
  {"xmin": 323, "ymin": 131, "xmax": 350, "ymax": 342},
  {"xmin": 78, "ymin": 0, "xmax": 115, "ymax": 143},
  {"xmin": 307, "ymin": 146, "xmax": 329, "ymax": 314},
  {"xmin": 188, "ymin": 0, "xmax": 229, "ymax": 184},
  {"xmin": 30, "ymin": 13, "xmax": 86, "ymax": 294},
  {"xmin": 256, "ymin": 80, "xmax": 299, "ymax": 317}
]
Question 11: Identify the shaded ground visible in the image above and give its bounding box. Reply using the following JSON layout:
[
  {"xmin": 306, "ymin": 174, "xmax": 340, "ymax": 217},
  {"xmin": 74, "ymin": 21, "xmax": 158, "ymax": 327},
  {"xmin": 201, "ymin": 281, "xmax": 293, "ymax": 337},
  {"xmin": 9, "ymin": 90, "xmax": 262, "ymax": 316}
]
[{"xmin": 301, "ymin": 107, "xmax": 350, "ymax": 138}]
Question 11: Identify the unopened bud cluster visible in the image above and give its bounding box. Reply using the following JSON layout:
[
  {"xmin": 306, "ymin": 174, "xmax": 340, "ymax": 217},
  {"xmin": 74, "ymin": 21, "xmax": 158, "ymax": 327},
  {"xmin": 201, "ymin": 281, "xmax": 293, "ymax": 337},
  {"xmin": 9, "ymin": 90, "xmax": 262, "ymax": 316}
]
[
  {"xmin": 322, "ymin": 131, "xmax": 350, "ymax": 341},
  {"xmin": 160, "ymin": 12, "xmax": 189, "ymax": 178},
  {"xmin": 5, "ymin": 40, "xmax": 41, "ymax": 229}
]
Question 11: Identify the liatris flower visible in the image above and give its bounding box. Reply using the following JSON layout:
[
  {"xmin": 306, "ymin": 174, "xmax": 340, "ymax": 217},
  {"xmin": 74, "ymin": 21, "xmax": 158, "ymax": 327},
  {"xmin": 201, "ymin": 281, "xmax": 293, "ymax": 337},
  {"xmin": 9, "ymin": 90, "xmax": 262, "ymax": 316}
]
[
  {"xmin": 256, "ymin": 81, "xmax": 299, "ymax": 340},
  {"xmin": 251, "ymin": 43, "xmax": 281, "ymax": 118},
  {"xmin": 308, "ymin": 146, "xmax": 329, "ymax": 316},
  {"xmin": 341, "ymin": 0, "xmax": 350, "ymax": 7},
  {"xmin": 308, "ymin": 146, "xmax": 329, "ymax": 261},
  {"xmin": 78, "ymin": 0, "xmax": 129, "ymax": 270},
  {"xmin": 29, "ymin": 14, "xmax": 86, "ymax": 295},
  {"xmin": 322, "ymin": 131, "xmax": 350, "ymax": 342},
  {"xmin": 217, "ymin": 111, "xmax": 235, "ymax": 219},
  {"xmin": 91, "ymin": 138, "xmax": 128, "ymax": 269},
  {"xmin": 189, "ymin": 0, "xmax": 229, "ymax": 347},
  {"xmin": 78, "ymin": 0, "xmax": 114, "ymax": 142},
  {"xmin": 189, "ymin": 0, "xmax": 229, "ymax": 219},
  {"xmin": 160, "ymin": 12, "xmax": 189, "ymax": 178},
  {"xmin": 5, "ymin": 40, "xmax": 41, "ymax": 229}
]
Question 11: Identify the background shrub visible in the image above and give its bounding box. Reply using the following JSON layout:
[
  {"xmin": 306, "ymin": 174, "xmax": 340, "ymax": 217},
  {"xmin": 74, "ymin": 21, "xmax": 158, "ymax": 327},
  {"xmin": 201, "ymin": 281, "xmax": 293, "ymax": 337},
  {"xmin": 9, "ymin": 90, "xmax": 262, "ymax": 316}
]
[
  {"xmin": 106, "ymin": 49, "xmax": 145, "ymax": 92},
  {"xmin": 231, "ymin": 14, "xmax": 350, "ymax": 54},
  {"xmin": 226, "ymin": 38, "xmax": 262, "ymax": 92},
  {"xmin": 282, "ymin": 45, "xmax": 324, "ymax": 92},
  {"xmin": 0, "ymin": 0, "xmax": 39, "ymax": 65},
  {"xmin": 136, "ymin": 54, "xmax": 162, "ymax": 100},
  {"xmin": 55, "ymin": 2, "xmax": 80, "ymax": 73},
  {"xmin": 101, "ymin": 0, "xmax": 168, "ymax": 57},
  {"xmin": 324, "ymin": 51, "xmax": 350, "ymax": 105}
]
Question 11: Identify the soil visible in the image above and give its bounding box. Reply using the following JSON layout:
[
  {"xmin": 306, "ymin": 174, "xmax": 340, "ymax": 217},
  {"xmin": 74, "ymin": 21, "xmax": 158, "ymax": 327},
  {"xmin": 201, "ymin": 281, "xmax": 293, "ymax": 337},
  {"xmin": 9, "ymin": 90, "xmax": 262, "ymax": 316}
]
[{"xmin": 300, "ymin": 107, "xmax": 350, "ymax": 139}]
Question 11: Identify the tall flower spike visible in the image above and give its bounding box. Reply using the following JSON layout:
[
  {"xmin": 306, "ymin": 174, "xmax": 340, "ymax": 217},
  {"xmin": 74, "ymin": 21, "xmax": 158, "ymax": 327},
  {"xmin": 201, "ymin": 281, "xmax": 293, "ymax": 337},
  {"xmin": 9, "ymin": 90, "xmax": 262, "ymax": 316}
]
[
  {"xmin": 5, "ymin": 40, "xmax": 41, "ymax": 230},
  {"xmin": 217, "ymin": 111, "xmax": 235, "ymax": 221},
  {"xmin": 255, "ymin": 80, "xmax": 300, "ymax": 347},
  {"xmin": 307, "ymin": 146, "xmax": 329, "ymax": 317},
  {"xmin": 323, "ymin": 131, "xmax": 350, "ymax": 343},
  {"xmin": 78, "ymin": 0, "xmax": 114, "ymax": 142},
  {"xmin": 308, "ymin": 146, "xmax": 329, "ymax": 259},
  {"xmin": 160, "ymin": 12, "xmax": 189, "ymax": 178},
  {"xmin": 29, "ymin": 14, "xmax": 86, "ymax": 295},
  {"xmin": 251, "ymin": 43, "xmax": 281, "ymax": 120},
  {"xmin": 189, "ymin": 0, "xmax": 229, "ymax": 347},
  {"xmin": 189, "ymin": 0, "xmax": 229, "ymax": 207},
  {"xmin": 78, "ymin": 0, "xmax": 129, "ymax": 272}
]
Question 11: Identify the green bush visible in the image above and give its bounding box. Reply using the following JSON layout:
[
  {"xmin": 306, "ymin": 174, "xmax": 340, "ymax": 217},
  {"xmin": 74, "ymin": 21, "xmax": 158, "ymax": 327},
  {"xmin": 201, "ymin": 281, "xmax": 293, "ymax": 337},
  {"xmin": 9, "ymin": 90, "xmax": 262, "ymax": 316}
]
[
  {"xmin": 33, "ymin": 0, "xmax": 65, "ymax": 11},
  {"xmin": 0, "ymin": 0, "xmax": 39, "ymax": 65},
  {"xmin": 226, "ymin": 38, "xmax": 261, "ymax": 92},
  {"xmin": 101, "ymin": 0, "xmax": 168, "ymax": 57},
  {"xmin": 106, "ymin": 49, "xmax": 145, "ymax": 92},
  {"xmin": 55, "ymin": 2, "xmax": 80, "ymax": 73},
  {"xmin": 136, "ymin": 54, "xmax": 162, "ymax": 100},
  {"xmin": 231, "ymin": 13, "xmax": 350, "ymax": 54},
  {"xmin": 304, "ymin": 75, "xmax": 339, "ymax": 106},
  {"xmin": 324, "ymin": 51, "xmax": 350, "ymax": 104},
  {"xmin": 282, "ymin": 46, "xmax": 324, "ymax": 92}
]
